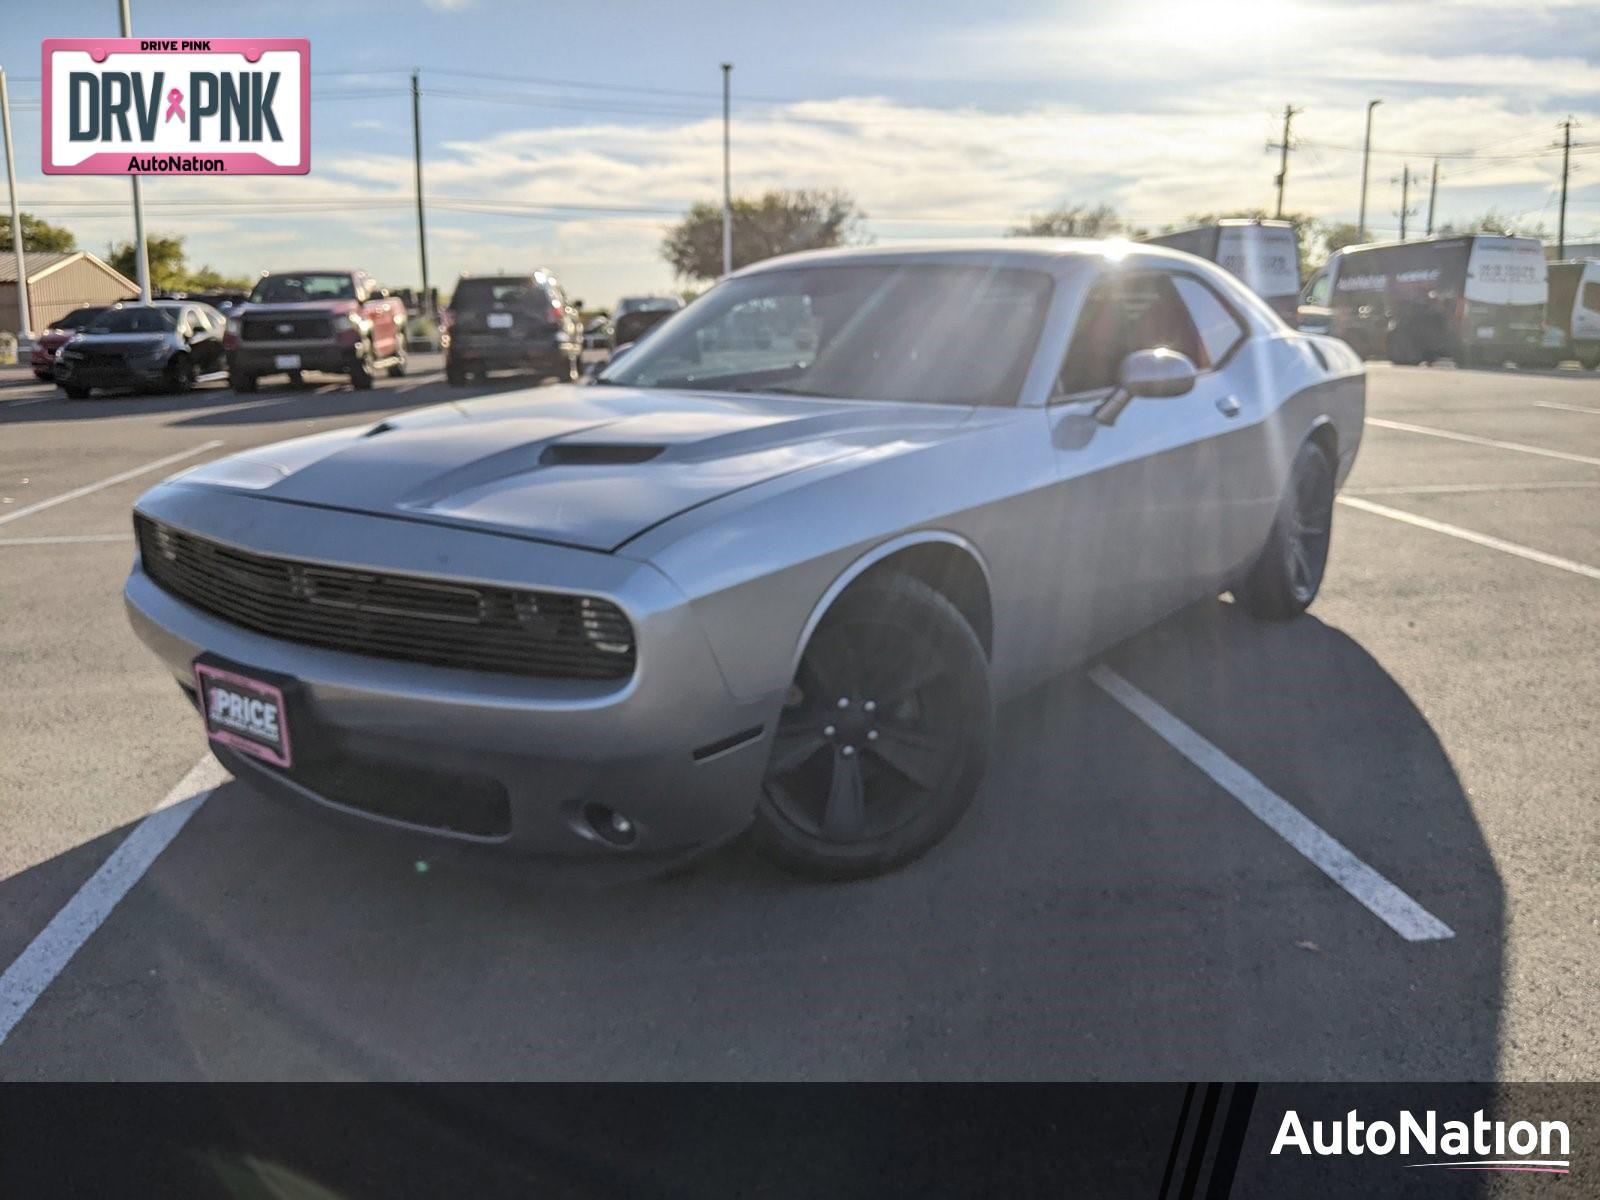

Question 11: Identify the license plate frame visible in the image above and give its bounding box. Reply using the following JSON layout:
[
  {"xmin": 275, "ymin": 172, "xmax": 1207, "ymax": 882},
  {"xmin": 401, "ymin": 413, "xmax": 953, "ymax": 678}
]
[
  {"xmin": 486, "ymin": 312, "xmax": 514, "ymax": 330},
  {"xmin": 194, "ymin": 660, "xmax": 293, "ymax": 769},
  {"xmin": 274, "ymin": 353, "xmax": 303, "ymax": 370}
]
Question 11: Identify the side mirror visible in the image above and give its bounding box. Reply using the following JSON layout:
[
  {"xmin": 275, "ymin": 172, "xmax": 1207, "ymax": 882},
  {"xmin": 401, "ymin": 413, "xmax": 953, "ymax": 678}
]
[{"xmin": 1096, "ymin": 348, "xmax": 1196, "ymax": 425}]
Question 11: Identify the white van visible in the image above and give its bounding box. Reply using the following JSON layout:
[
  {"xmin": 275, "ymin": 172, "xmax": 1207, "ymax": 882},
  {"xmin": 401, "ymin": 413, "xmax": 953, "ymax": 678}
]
[
  {"xmin": 1539, "ymin": 259, "xmax": 1600, "ymax": 370},
  {"xmin": 1142, "ymin": 219, "xmax": 1302, "ymax": 322}
]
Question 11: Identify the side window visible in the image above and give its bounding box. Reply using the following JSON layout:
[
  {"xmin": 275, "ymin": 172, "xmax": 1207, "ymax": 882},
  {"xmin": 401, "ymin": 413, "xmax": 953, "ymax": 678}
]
[
  {"xmin": 1583, "ymin": 281, "xmax": 1600, "ymax": 311},
  {"xmin": 1171, "ymin": 276, "xmax": 1247, "ymax": 368},
  {"xmin": 1055, "ymin": 272, "xmax": 1203, "ymax": 395},
  {"xmin": 1302, "ymin": 271, "xmax": 1331, "ymax": 308}
]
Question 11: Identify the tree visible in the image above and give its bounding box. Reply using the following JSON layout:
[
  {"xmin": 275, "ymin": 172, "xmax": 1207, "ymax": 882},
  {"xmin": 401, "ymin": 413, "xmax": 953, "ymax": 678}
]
[
  {"xmin": 1435, "ymin": 209, "xmax": 1550, "ymax": 240},
  {"xmin": 107, "ymin": 233, "xmax": 249, "ymax": 293},
  {"xmin": 1008, "ymin": 204, "xmax": 1122, "ymax": 238},
  {"xmin": 661, "ymin": 188, "xmax": 867, "ymax": 281},
  {"xmin": 0, "ymin": 212, "xmax": 76, "ymax": 253}
]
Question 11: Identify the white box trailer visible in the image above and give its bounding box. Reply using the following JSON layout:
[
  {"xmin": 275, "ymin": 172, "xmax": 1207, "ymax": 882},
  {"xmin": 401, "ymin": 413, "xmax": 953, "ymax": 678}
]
[{"xmin": 1141, "ymin": 219, "xmax": 1302, "ymax": 322}]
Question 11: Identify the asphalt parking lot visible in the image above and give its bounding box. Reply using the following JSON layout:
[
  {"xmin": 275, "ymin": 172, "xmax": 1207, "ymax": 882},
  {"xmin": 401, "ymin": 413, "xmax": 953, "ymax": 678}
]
[{"xmin": 0, "ymin": 356, "xmax": 1595, "ymax": 1081}]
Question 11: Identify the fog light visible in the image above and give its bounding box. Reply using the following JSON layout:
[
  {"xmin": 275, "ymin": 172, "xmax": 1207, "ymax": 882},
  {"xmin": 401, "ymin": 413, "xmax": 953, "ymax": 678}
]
[{"xmin": 582, "ymin": 802, "xmax": 638, "ymax": 847}]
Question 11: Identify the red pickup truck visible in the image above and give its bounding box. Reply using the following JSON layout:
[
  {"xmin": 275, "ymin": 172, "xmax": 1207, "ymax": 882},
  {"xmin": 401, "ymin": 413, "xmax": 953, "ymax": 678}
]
[{"xmin": 224, "ymin": 269, "xmax": 407, "ymax": 391}]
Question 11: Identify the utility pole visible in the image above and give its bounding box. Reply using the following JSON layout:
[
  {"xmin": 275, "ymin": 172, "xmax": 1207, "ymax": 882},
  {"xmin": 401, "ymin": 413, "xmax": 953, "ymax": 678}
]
[
  {"xmin": 1269, "ymin": 104, "xmax": 1300, "ymax": 219},
  {"xmin": 721, "ymin": 63, "xmax": 733, "ymax": 277},
  {"xmin": 1557, "ymin": 116, "xmax": 1573, "ymax": 258},
  {"xmin": 119, "ymin": 0, "xmax": 151, "ymax": 302},
  {"xmin": 1358, "ymin": 98, "xmax": 1382, "ymax": 241},
  {"xmin": 1396, "ymin": 164, "xmax": 1413, "ymax": 241},
  {"xmin": 411, "ymin": 70, "xmax": 430, "ymax": 315},
  {"xmin": 1425, "ymin": 158, "xmax": 1439, "ymax": 236},
  {"xmin": 0, "ymin": 68, "xmax": 30, "ymax": 349}
]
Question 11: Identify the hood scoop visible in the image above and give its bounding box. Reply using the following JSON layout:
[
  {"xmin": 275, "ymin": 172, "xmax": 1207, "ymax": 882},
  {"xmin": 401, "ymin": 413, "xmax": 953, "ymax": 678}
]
[{"xmin": 539, "ymin": 443, "xmax": 665, "ymax": 467}]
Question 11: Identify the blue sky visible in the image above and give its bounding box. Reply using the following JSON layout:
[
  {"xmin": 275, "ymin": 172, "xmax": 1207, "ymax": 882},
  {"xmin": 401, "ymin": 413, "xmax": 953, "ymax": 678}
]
[{"xmin": 3, "ymin": 0, "xmax": 1596, "ymax": 304}]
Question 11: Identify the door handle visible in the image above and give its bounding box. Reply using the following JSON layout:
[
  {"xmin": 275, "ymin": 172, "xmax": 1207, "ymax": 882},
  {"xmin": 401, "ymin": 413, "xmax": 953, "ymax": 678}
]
[{"xmin": 1216, "ymin": 395, "xmax": 1241, "ymax": 418}]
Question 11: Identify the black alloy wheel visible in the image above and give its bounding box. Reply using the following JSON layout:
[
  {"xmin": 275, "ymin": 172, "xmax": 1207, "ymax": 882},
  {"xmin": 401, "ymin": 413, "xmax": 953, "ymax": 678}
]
[
  {"xmin": 754, "ymin": 574, "xmax": 991, "ymax": 879},
  {"xmin": 1234, "ymin": 440, "xmax": 1336, "ymax": 620}
]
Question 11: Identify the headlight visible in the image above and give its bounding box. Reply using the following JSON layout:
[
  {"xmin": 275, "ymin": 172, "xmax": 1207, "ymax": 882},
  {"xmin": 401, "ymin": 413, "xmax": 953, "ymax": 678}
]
[{"xmin": 226, "ymin": 316, "xmax": 241, "ymax": 336}]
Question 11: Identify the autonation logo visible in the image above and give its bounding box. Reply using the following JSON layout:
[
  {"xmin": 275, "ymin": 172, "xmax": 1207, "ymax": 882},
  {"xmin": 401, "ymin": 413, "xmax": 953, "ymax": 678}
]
[{"xmin": 1272, "ymin": 1109, "xmax": 1571, "ymax": 1176}]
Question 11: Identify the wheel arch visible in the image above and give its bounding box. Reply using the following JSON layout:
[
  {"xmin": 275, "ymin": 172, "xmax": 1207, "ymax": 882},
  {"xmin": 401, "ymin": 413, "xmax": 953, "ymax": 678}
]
[
  {"xmin": 1307, "ymin": 416, "xmax": 1338, "ymax": 464},
  {"xmin": 787, "ymin": 532, "xmax": 995, "ymax": 680}
]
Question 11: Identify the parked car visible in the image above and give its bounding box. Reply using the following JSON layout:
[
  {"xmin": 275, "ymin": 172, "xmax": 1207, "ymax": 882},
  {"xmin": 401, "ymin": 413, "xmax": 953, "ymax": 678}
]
[
  {"xmin": 611, "ymin": 295, "xmax": 684, "ymax": 350},
  {"xmin": 225, "ymin": 270, "xmax": 407, "ymax": 392},
  {"xmin": 1298, "ymin": 235, "xmax": 1547, "ymax": 366},
  {"xmin": 126, "ymin": 241, "xmax": 1363, "ymax": 880},
  {"xmin": 30, "ymin": 305, "xmax": 109, "ymax": 381},
  {"xmin": 54, "ymin": 301, "xmax": 228, "ymax": 399},
  {"xmin": 443, "ymin": 272, "xmax": 583, "ymax": 386},
  {"xmin": 1142, "ymin": 218, "xmax": 1302, "ymax": 322},
  {"xmin": 1537, "ymin": 259, "xmax": 1600, "ymax": 370}
]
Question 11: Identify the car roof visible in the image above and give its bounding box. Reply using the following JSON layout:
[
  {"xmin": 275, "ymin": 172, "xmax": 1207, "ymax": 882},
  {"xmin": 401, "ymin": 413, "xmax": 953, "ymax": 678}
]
[{"xmin": 727, "ymin": 238, "xmax": 1223, "ymax": 280}]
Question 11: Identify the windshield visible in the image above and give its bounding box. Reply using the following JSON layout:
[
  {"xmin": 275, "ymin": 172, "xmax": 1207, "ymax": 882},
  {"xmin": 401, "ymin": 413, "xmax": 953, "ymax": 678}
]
[
  {"xmin": 83, "ymin": 307, "xmax": 176, "ymax": 334},
  {"xmin": 600, "ymin": 263, "xmax": 1053, "ymax": 405},
  {"xmin": 452, "ymin": 278, "xmax": 544, "ymax": 310},
  {"xmin": 52, "ymin": 307, "xmax": 107, "ymax": 330},
  {"xmin": 249, "ymin": 273, "xmax": 358, "ymax": 304}
]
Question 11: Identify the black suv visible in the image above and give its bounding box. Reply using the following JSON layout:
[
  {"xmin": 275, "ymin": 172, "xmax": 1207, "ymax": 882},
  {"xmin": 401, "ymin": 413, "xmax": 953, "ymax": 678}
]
[{"xmin": 444, "ymin": 272, "xmax": 583, "ymax": 386}]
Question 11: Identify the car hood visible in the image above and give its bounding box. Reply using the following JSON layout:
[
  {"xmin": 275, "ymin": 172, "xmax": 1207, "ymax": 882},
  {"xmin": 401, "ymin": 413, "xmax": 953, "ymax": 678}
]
[
  {"xmin": 173, "ymin": 384, "xmax": 978, "ymax": 552},
  {"xmin": 67, "ymin": 334, "xmax": 170, "ymax": 351}
]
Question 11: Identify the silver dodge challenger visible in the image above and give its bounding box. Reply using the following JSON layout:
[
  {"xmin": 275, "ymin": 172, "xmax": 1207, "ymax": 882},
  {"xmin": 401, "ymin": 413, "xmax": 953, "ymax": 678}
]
[{"xmin": 126, "ymin": 241, "xmax": 1364, "ymax": 879}]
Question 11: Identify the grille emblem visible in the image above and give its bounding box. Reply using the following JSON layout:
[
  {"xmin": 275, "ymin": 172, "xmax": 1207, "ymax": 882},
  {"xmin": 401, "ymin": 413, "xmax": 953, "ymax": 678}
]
[{"xmin": 277, "ymin": 322, "xmax": 294, "ymax": 334}]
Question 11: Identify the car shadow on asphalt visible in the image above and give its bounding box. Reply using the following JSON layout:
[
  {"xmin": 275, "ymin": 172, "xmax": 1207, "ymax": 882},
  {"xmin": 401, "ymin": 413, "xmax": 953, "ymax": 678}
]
[{"xmin": 0, "ymin": 601, "xmax": 1503, "ymax": 1090}]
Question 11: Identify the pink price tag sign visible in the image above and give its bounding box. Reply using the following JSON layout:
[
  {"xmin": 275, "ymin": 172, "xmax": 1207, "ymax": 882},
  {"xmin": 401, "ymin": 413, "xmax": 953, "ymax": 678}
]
[{"xmin": 42, "ymin": 38, "xmax": 310, "ymax": 176}]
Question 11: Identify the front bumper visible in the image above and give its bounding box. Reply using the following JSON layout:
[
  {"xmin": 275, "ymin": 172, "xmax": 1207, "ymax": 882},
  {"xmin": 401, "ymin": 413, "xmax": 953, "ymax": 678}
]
[
  {"xmin": 231, "ymin": 341, "xmax": 361, "ymax": 376},
  {"xmin": 123, "ymin": 488, "xmax": 777, "ymax": 866},
  {"xmin": 55, "ymin": 358, "xmax": 166, "ymax": 389}
]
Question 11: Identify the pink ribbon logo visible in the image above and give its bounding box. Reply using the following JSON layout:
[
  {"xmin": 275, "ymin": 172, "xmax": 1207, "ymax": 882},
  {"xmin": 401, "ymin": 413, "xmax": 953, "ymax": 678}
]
[{"xmin": 164, "ymin": 88, "xmax": 185, "ymax": 123}]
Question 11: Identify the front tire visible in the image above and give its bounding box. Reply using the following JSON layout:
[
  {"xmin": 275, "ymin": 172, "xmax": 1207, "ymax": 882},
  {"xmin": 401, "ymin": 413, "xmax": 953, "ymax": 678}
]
[
  {"xmin": 349, "ymin": 342, "xmax": 375, "ymax": 390},
  {"xmin": 1233, "ymin": 440, "xmax": 1336, "ymax": 620},
  {"xmin": 163, "ymin": 353, "xmax": 194, "ymax": 394},
  {"xmin": 753, "ymin": 574, "xmax": 992, "ymax": 879}
]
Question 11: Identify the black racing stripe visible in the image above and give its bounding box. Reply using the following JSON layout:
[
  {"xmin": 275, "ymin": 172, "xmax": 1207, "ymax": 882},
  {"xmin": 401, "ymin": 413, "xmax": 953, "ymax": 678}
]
[
  {"xmin": 1178, "ymin": 1083, "xmax": 1223, "ymax": 1199},
  {"xmin": 1158, "ymin": 1083, "xmax": 1197, "ymax": 1200},
  {"xmin": 1205, "ymin": 1083, "xmax": 1259, "ymax": 1200}
]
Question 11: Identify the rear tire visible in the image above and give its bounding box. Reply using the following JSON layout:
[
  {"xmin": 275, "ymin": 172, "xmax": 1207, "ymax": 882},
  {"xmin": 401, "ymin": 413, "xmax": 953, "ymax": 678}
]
[
  {"xmin": 753, "ymin": 574, "xmax": 992, "ymax": 880},
  {"xmin": 62, "ymin": 384, "xmax": 90, "ymax": 400},
  {"xmin": 1233, "ymin": 440, "xmax": 1336, "ymax": 621},
  {"xmin": 445, "ymin": 358, "xmax": 469, "ymax": 386},
  {"xmin": 230, "ymin": 371, "xmax": 257, "ymax": 393}
]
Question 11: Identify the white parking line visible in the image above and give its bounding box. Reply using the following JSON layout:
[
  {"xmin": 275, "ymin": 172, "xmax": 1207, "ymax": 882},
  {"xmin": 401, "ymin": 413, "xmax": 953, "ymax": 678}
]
[
  {"xmin": 0, "ymin": 394, "xmax": 58, "ymax": 409},
  {"xmin": 0, "ymin": 533, "xmax": 134, "ymax": 546},
  {"xmin": 1345, "ymin": 480, "xmax": 1600, "ymax": 497},
  {"xmin": 1089, "ymin": 666, "xmax": 1454, "ymax": 943},
  {"xmin": 1365, "ymin": 418, "xmax": 1600, "ymax": 468},
  {"xmin": 0, "ymin": 441, "xmax": 224, "ymax": 528},
  {"xmin": 0, "ymin": 754, "xmax": 227, "ymax": 1046},
  {"xmin": 1339, "ymin": 496, "xmax": 1600, "ymax": 582},
  {"xmin": 1534, "ymin": 400, "xmax": 1600, "ymax": 417}
]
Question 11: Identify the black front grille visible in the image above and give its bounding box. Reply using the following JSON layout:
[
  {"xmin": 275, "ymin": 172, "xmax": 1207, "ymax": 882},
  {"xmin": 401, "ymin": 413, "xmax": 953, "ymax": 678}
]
[
  {"xmin": 242, "ymin": 315, "xmax": 334, "ymax": 341},
  {"xmin": 136, "ymin": 516, "xmax": 636, "ymax": 681},
  {"xmin": 66, "ymin": 348, "xmax": 137, "ymax": 367},
  {"xmin": 290, "ymin": 754, "xmax": 513, "ymax": 838}
]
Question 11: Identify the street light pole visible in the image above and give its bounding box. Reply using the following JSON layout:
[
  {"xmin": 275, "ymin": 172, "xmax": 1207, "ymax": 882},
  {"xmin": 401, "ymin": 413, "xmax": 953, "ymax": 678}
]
[
  {"xmin": 119, "ymin": 0, "xmax": 152, "ymax": 303},
  {"xmin": 1358, "ymin": 98, "xmax": 1381, "ymax": 242},
  {"xmin": 721, "ymin": 63, "xmax": 732, "ymax": 278},
  {"xmin": 0, "ymin": 68, "xmax": 31, "ymax": 350},
  {"xmin": 411, "ymin": 69, "xmax": 430, "ymax": 314}
]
